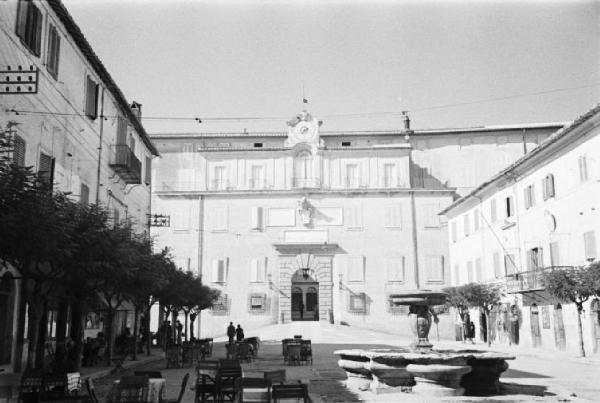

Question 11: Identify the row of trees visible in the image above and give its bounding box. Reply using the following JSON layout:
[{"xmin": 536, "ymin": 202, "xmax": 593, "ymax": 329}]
[{"xmin": 0, "ymin": 128, "xmax": 218, "ymax": 370}]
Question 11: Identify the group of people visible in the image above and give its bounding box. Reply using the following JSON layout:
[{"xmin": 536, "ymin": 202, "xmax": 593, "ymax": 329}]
[
  {"xmin": 158, "ymin": 319, "xmax": 184, "ymax": 346},
  {"xmin": 81, "ymin": 332, "xmax": 106, "ymax": 366},
  {"xmin": 226, "ymin": 322, "xmax": 245, "ymax": 344}
]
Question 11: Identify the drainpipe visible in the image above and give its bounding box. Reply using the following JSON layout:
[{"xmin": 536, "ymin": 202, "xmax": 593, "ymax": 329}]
[
  {"xmin": 410, "ymin": 191, "xmax": 420, "ymax": 289},
  {"xmin": 197, "ymin": 195, "xmax": 204, "ymax": 338},
  {"xmin": 95, "ymin": 88, "xmax": 105, "ymax": 205},
  {"xmin": 522, "ymin": 129, "xmax": 527, "ymax": 155}
]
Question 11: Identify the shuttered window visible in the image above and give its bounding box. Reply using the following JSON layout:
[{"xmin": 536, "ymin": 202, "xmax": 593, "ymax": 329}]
[
  {"xmin": 85, "ymin": 76, "xmax": 99, "ymax": 119},
  {"xmin": 524, "ymin": 184, "xmax": 535, "ymax": 209},
  {"xmin": 251, "ymin": 206, "xmax": 263, "ymax": 230},
  {"xmin": 349, "ymin": 293, "xmax": 367, "ymax": 313},
  {"xmin": 527, "ymin": 247, "xmax": 544, "ymax": 270},
  {"xmin": 475, "ymin": 258, "xmax": 482, "ymax": 281},
  {"xmin": 345, "ymin": 206, "xmax": 363, "ymax": 230},
  {"xmin": 80, "ymin": 183, "xmax": 89, "ymax": 205},
  {"xmin": 493, "ymin": 252, "xmax": 502, "ymax": 278},
  {"xmin": 211, "ymin": 259, "xmax": 228, "ymax": 283},
  {"xmin": 463, "ymin": 214, "xmax": 470, "ymax": 236},
  {"xmin": 386, "ymin": 257, "xmax": 405, "ymax": 282},
  {"xmin": 144, "ymin": 156, "xmax": 151, "ymax": 185},
  {"xmin": 38, "ymin": 152, "xmax": 54, "ymax": 187},
  {"xmin": 542, "ymin": 174, "xmax": 555, "ymax": 200},
  {"xmin": 425, "ymin": 256, "xmax": 444, "ymax": 283},
  {"xmin": 13, "ymin": 135, "xmax": 26, "ymax": 167},
  {"xmin": 16, "ymin": 0, "xmax": 42, "ymax": 56},
  {"xmin": 46, "ymin": 24, "xmax": 61, "ymax": 79},
  {"xmin": 211, "ymin": 206, "xmax": 228, "ymax": 231},
  {"xmin": 549, "ymin": 242, "xmax": 560, "ymax": 266},
  {"xmin": 347, "ymin": 256, "xmax": 365, "ymax": 282},
  {"xmin": 578, "ymin": 155, "xmax": 588, "ymax": 183},
  {"xmin": 116, "ymin": 117, "xmax": 127, "ymax": 145},
  {"xmin": 451, "ymin": 221, "xmax": 457, "ymax": 242},
  {"xmin": 584, "ymin": 231, "xmax": 597, "ymax": 261},
  {"xmin": 490, "ymin": 199, "xmax": 497, "ymax": 222},
  {"xmin": 424, "ymin": 203, "xmax": 441, "ymax": 228},
  {"xmin": 504, "ymin": 254, "xmax": 517, "ymax": 275},
  {"xmin": 384, "ymin": 205, "xmax": 402, "ymax": 229},
  {"xmin": 505, "ymin": 196, "xmax": 514, "ymax": 218},
  {"xmin": 250, "ymin": 258, "xmax": 267, "ymax": 282},
  {"xmin": 466, "ymin": 261, "xmax": 474, "ymax": 282},
  {"xmin": 473, "ymin": 209, "xmax": 480, "ymax": 231}
]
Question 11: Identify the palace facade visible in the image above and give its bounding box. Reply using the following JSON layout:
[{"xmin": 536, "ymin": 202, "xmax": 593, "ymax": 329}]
[{"xmin": 150, "ymin": 111, "xmax": 563, "ymax": 338}]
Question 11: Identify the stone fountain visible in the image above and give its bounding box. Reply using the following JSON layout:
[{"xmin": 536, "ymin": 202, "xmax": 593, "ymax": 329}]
[{"xmin": 335, "ymin": 290, "xmax": 514, "ymax": 397}]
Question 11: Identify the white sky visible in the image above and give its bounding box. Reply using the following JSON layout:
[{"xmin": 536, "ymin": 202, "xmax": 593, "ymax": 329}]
[{"xmin": 63, "ymin": 0, "xmax": 600, "ymax": 133}]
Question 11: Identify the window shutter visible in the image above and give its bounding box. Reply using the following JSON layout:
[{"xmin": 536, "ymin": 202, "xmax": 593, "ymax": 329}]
[
  {"xmin": 467, "ymin": 261, "xmax": 473, "ymax": 282},
  {"xmin": 547, "ymin": 174, "xmax": 555, "ymax": 198},
  {"xmin": 145, "ymin": 156, "xmax": 151, "ymax": 185},
  {"xmin": 504, "ymin": 254, "xmax": 516, "ymax": 275},
  {"xmin": 250, "ymin": 259, "xmax": 259, "ymax": 282},
  {"xmin": 80, "ymin": 183, "xmax": 89, "ymax": 205},
  {"xmin": 523, "ymin": 187, "xmax": 530, "ymax": 209},
  {"xmin": 492, "ymin": 252, "xmax": 501, "ymax": 278},
  {"xmin": 251, "ymin": 206, "xmax": 263, "ymax": 230},
  {"xmin": 386, "ymin": 257, "xmax": 405, "ymax": 282},
  {"xmin": 473, "ymin": 210, "xmax": 479, "ymax": 231},
  {"xmin": 46, "ymin": 24, "xmax": 60, "ymax": 78},
  {"xmin": 85, "ymin": 76, "xmax": 98, "ymax": 119},
  {"xmin": 579, "ymin": 156, "xmax": 588, "ymax": 182},
  {"xmin": 451, "ymin": 222, "xmax": 457, "ymax": 242},
  {"xmin": 116, "ymin": 117, "xmax": 127, "ymax": 145},
  {"xmin": 16, "ymin": 0, "xmax": 28, "ymax": 39},
  {"xmin": 13, "ymin": 135, "xmax": 26, "ymax": 167},
  {"xmin": 475, "ymin": 258, "xmax": 482, "ymax": 281},
  {"xmin": 584, "ymin": 231, "xmax": 597, "ymax": 260},
  {"xmin": 549, "ymin": 242, "xmax": 560, "ymax": 266},
  {"xmin": 31, "ymin": 4, "xmax": 42, "ymax": 55},
  {"xmin": 490, "ymin": 199, "xmax": 497, "ymax": 222},
  {"xmin": 38, "ymin": 152, "xmax": 54, "ymax": 186},
  {"xmin": 463, "ymin": 214, "xmax": 470, "ymax": 236},
  {"xmin": 263, "ymin": 257, "xmax": 268, "ymax": 282}
]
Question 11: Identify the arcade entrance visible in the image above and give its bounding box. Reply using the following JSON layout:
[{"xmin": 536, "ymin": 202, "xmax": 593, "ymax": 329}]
[{"xmin": 291, "ymin": 270, "xmax": 319, "ymax": 321}]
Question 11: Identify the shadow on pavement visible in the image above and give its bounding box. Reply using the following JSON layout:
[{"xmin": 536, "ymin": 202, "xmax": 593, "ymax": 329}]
[
  {"xmin": 503, "ymin": 368, "xmax": 551, "ymax": 379},
  {"xmin": 500, "ymin": 382, "xmax": 554, "ymax": 397}
]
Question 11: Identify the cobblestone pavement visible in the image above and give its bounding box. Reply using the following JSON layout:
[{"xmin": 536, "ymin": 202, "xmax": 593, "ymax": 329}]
[{"xmin": 91, "ymin": 322, "xmax": 600, "ymax": 402}]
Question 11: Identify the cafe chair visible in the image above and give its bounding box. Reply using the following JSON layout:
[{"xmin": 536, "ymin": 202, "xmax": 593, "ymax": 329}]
[{"xmin": 162, "ymin": 373, "xmax": 189, "ymax": 403}]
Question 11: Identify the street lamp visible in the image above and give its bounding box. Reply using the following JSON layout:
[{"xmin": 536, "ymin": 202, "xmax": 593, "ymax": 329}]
[{"xmin": 297, "ymin": 253, "xmax": 314, "ymax": 280}]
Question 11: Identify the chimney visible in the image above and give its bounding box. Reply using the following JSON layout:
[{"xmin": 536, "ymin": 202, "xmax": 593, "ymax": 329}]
[
  {"xmin": 401, "ymin": 111, "xmax": 413, "ymax": 143},
  {"xmin": 130, "ymin": 101, "xmax": 142, "ymax": 121}
]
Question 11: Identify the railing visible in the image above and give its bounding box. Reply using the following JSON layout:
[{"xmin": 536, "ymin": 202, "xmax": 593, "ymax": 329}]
[
  {"xmin": 292, "ymin": 177, "xmax": 320, "ymax": 188},
  {"xmin": 210, "ymin": 179, "xmax": 231, "ymax": 190},
  {"xmin": 248, "ymin": 179, "xmax": 266, "ymax": 189},
  {"xmin": 109, "ymin": 144, "xmax": 141, "ymax": 184},
  {"xmin": 505, "ymin": 266, "xmax": 573, "ymax": 293}
]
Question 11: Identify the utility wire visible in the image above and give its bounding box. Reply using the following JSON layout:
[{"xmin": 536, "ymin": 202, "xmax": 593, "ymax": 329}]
[{"xmin": 6, "ymin": 82, "xmax": 599, "ymax": 123}]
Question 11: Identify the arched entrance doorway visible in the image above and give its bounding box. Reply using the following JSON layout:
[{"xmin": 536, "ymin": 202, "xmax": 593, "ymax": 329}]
[
  {"xmin": 291, "ymin": 270, "xmax": 319, "ymax": 321},
  {"xmin": 530, "ymin": 303, "xmax": 542, "ymax": 348},
  {"xmin": 0, "ymin": 273, "xmax": 16, "ymax": 365},
  {"xmin": 553, "ymin": 303, "xmax": 566, "ymax": 350},
  {"xmin": 591, "ymin": 299, "xmax": 600, "ymax": 353}
]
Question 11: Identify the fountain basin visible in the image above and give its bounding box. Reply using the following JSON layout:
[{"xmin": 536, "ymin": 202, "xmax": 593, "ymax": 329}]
[{"xmin": 335, "ymin": 348, "xmax": 514, "ymax": 396}]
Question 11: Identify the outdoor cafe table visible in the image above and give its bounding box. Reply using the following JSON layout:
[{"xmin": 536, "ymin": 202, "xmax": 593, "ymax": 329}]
[{"xmin": 106, "ymin": 378, "xmax": 166, "ymax": 403}]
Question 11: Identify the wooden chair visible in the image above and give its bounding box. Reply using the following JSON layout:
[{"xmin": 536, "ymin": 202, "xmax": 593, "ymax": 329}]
[
  {"xmin": 42, "ymin": 372, "xmax": 68, "ymax": 401},
  {"xmin": 194, "ymin": 361, "xmax": 219, "ymax": 403},
  {"xmin": 243, "ymin": 337, "xmax": 260, "ymax": 358},
  {"xmin": 300, "ymin": 340, "xmax": 312, "ymax": 365},
  {"xmin": 236, "ymin": 378, "xmax": 269, "ymax": 403},
  {"xmin": 133, "ymin": 371, "xmax": 162, "ymax": 379},
  {"xmin": 19, "ymin": 370, "xmax": 44, "ymax": 403},
  {"xmin": 216, "ymin": 367, "xmax": 242, "ymax": 402},
  {"xmin": 83, "ymin": 379, "xmax": 98, "ymax": 403},
  {"xmin": 218, "ymin": 359, "xmax": 240, "ymax": 369},
  {"xmin": 225, "ymin": 344, "xmax": 238, "ymax": 361},
  {"xmin": 263, "ymin": 370, "xmax": 285, "ymax": 385},
  {"xmin": 271, "ymin": 384, "xmax": 308, "ymax": 403},
  {"xmin": 285, "ymin": 345, "xmax": 301, "ymax": 366},
  {"xmin": 115, "ymin": 376, "xmax": 148, "ymax": 403},
  {"xmin": 236, "ymin": 343, "xmax": 252, "ymax": 364},
  {"xmin": 162, "ymin": 373, "xmax": 189, "ymax": 403}
]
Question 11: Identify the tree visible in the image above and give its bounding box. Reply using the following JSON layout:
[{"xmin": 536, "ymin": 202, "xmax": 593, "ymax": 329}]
[
  {"xmin": 543, "ymin": 268, "xmax": 594, "ymax": 357},
  {"xmin": 443, "ymin": 285, "xmax": 470, "ymax": 341},
  {"xmin": 587, "ymin": 262, "xmax": 600, "ymax": 298},
  {"xmin": 461, "ymin": 283, "xmax": 503, "ymax": 346}
]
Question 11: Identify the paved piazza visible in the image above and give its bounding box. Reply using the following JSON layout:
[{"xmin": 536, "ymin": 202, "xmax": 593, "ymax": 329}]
[{"xmin": 91, "ymin": 322, "xmax": 600, "ymax": 402}]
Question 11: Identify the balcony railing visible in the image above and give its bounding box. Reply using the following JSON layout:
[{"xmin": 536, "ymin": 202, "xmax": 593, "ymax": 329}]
[
  {"xmin": 248, "ymin": 179, "xmax": 266, "ymax": 189},
  {"xmin": 292, "ymin": 177, "xmax": 321, "ymax": 188},
  {"xmin": 505, "ymin": 266, "xmax": 573, "ymax": 293},
  {"xmin": 210, "ymin": 179, "xmax": 231, "ymax": 190},
  {"xmin": 109, "ymin": 144, "xmax": 141, "ymax": 184}
]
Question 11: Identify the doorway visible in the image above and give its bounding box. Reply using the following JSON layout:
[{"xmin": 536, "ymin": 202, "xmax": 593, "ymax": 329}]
[
  {"xmin": 590, "ymin": 299, "xmax": 600, "ymax": 353},
  {"xmin": 553, "ymin": 303, "xmax": 566, "ymax": 350},
  {"xmin": 530, "ymin": 303, "xmax": 542, "ymax": 348},
  {"xmin": 291, "ymin": 271, "xmax": 319, "ymax": 321},
  {"xmin": 0, "ymin": 273, "xmax": 16, "ymax": 365}
]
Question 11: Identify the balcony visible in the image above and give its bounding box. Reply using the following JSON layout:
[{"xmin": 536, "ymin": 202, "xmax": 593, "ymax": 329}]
[
  {"xmin": 248, "ymin": 179, "xmax": 266, "ymax": 189},
  {"xmin": 292, "ymin": 177, "xmax": 321, "ymax": 188},
  {"xmin": 109, "ymin": 144, "xmax": 141, "ymax": 184},
  {"xmin": 505, "ymin": 266, "xmax": 571, "ymax": 293},
  {"xmin": 210, "ymin": 179, "xmax": 232, "ymax": 191}
]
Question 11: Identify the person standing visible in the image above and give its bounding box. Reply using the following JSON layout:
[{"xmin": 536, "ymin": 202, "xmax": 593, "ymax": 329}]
[
  {"xmin": 227, "ymin": 322, "xmax": 236, "ymax": 344},
  {"xmin": 175, "ymin": 320, "xmax": 183, "ymax": 344},
  {"xmin": 299, "ymin": 300, "xmax": 305, "ymax": 319},
  {"xmin": 236, "ymin": 324, "xmax": 245, "ymax": 342}
]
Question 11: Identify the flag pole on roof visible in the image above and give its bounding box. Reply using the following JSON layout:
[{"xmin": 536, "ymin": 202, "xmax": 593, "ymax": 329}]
[{"xmin": 302, "ymin": 84, "xmax": 308, "ymax": 104}]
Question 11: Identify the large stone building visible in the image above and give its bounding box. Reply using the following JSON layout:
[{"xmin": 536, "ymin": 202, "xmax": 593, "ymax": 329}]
[
  {"xmin": 442, "ymin": 104, "xmax": 600, "ymax": 354},
  {"xmin": 150, "ymin": 110, "xmax": 563, "ymax": 338},
  {"xmin": 0, "ymin": 0, "xmax": 158, "ymax": 372}
]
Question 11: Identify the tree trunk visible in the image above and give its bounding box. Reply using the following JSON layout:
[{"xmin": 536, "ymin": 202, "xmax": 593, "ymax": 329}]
[
  {"xmin": 105, "ymin": 308, "xmax": 115, "ymax": 366},
  {"xmin": 189, "ymin": 314, "xmax": 196, "ymax": 340},
  {"xmin": 54, "ymin": 299, "xmax": 69, "ymax": 370},
  {"xmin": 145, "ymin": 304, "xmax": 152, "ymax": 356},
  {"xmin": 576, "ymin": 302, "xmax": 586, "ymax": 357},
  {"xmin": 13, "ymin": 282, "xmax": 28, "ymax": 372},
  {"xmin": 35, "ymin": 303, "xmax": 48, "ymax": 369},
  {"xmin": 132, "ymin": 306, "xmax": 139, "ymax": 361},
  {"xmin": 184, "ymin": 311, "xmax": 189, "ymax": 342},
  {"xmin": 68, "ymin": 303, "xmax": 84, "ymax": 371},
  {"xmin": 485, "ymin": 309, "xmax": 491, "ymax": 347}
]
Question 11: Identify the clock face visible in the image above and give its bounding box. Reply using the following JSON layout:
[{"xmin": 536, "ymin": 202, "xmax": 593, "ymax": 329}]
[{"xmin": 296, "ymin": 123, "xmax": 313, "ymax": 140}]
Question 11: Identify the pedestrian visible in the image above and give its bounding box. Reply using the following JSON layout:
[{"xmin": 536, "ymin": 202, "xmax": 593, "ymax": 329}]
[
  {"xmin": 227, "ymin": 322, "xmax": 236, "ymax": 345},
  {"xmin": 468, "ymin": 321, "xmax": 476, "ymax": 344},
  {"xmin": 236, "ymin": 324, "xmax": 245, "ymax": 342},
  {"xmin": 299, "ymin": 300, "xmax": 305, "ymax": 319},
  {"xmin": 175, "ymin": 319, "xmax": 183, "ymax": 344}
]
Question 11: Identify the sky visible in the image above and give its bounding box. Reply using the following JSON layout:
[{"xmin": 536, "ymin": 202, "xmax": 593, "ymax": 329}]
[{"xmin": 62, "ymin": 0, "xmax": 600, "ymax": 134}]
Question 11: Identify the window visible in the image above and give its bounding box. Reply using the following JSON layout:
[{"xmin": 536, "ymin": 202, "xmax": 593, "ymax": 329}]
[
  {"xmin": 383, "ymin": 163, "xmax": 396, "ymax": 187},
  {"xmin": 211, "ymin": 259, "xmax": 228, "ymax": 283},
  {"xmin": 211, "ymin": 294, "xmax": 229, "ymax": 314},
  {"xmin": 347, "ymin": 256, "xmax": 365, "ymax": 282},
  {"xmin": 504, "ymin": 254, "xmax": 517, "ymax": 275},
  {"xmin": 171, "ymin": 209, "xmax": 190, "ymax": 231},
  {"xmin": 116, "ymin": 117, "xmax": 128, "ymax": 145},
  {"xmin": 425, "ymin": 256, "xmax": 444, "ymax": 283},
  {"xmin": 349, "ymin": 293, "xmax": 367, "ymax": 313},
  {"xmin": 253, "ymin": 143, "xmax": 263, "ymax": 148},
  {"xmin": 549, "ymin": 242, "xmax": 560, "ymax": 266},
  {"xmin": 473, "ymin": 209, "xmax": 480, "ymax": 231},
  {"xmin": 475, "ymin": 258, "xmax": 482, "ymax": 281},
  {"xmin": 182, "ymin": 143, "xmax": 193, "ymax": 153},
  {"xmin": 451, "ymin": 222, "xmax": 457, "ymax": 243},
  {"xmin": 211, "ymin": 206, "xmax": 228, "ymax": 231},
  {"xmin": 250, "ymin": 165, "xmax": 264, "ymax": 189},
  {"xmin": 251, "ymin": 206, "xmax": 263, "ymax": 230},
  {"xmin": 341, "ymin": 141, "xmax": 351, "ymax": 147},
  {"xmin": 505, "ymin": 196, "xmax": 514, "ymax": 218},
  {"xmin": 38, "ymin": 152, "xmax": 54, "ymax": 187},
  {"xmin": 80, "ymin": 183, "xmax": 89, "ymax": 205},
  {"xmin": 250, "ymin": 258, "xmax": 267, "ymax": 282},
  {"xmin": 453, "ymin": 265, "xmax": 459, "ymax": 285},
  {"xmin": 16, "ymin": 0, "xmax": 42, "ymax": 56},
  {"xmin": 584, "ymin": 231, "xmax": 597, "ymax": 261},
  {"xmin": 493, "ymin": 252, "xmax": 502, "ymax": 278},
  {"xmin": 144, "ymin": 156, "xmax": 151, "ymax": 185},
  {"xmin": 212, "ymin": 166, "xmax": 227, "ymax": 190},
  {"xmin": 542, "ymin": 174, "xmax": 555, "ymax": 200},
  {"xmin": 85, "ymin": 75, "xmax": 99, "ymax": 119},
  {"xmin": 46, "ymin": 24, "xmax": 60, "ymax": 79},
  {"xmin": 490, "ymin": 199, "xmax": 497, "ymax": 222},
  {"xmin": 527, "ymin": 247, "xmax": 544, "ymax": 270},
  {"xmin": 248, "ymin": 294, "xmax": 266, "ymax": 312},
  {"xmin": 345, "ymin": 164, "xmax": 359, "ymax": 187},
  {"xmin": 13, "ymin": 135, "xmax": 26, "ymax": 167},
  {"xmin": 384, "ymin": 204, "xmax": 402, "ymax": 229},
  {"xmin": 424, "ymin": 203, "xmax": 441, "ymax": 228},
  {"xmin": 463, "ymin": 214, "xmax": 470, "ymax": 236},
  {"xmin": 386, "ymin": 257, "xmax": 405, "ymax": 282},
  {"xmin": 294, "ymin": 151, "xmax": 312, "ymax": 185},
  {"xmin": 345, "ymin": 206, "xmax": 363, "ymax": 230},
  {"xmin": 524, "ymin": 184, "xmax": 535, "ymax": 209},
  {"xmin": 466, "ymin": 261, "xmax": 473, "ymax": 282},
  {"xmin": 578, "ymin": 155, "xmax": 588, "ymax": 183}
]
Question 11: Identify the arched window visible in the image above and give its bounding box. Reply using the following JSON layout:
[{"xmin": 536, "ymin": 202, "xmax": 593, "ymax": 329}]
[{"xmin": 294, "ymin": 151, "xmax": 313, "ymax": 186}]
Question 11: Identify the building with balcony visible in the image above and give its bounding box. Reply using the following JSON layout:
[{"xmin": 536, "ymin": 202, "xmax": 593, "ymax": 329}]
[
  {"xmin": 0, "ymin": 0, "xmax": 158, "ymax": 372},
  {"xmin": 441, "ymin": 104, "xmax": 600, "ymax": 354},
  {"xmin": 150, "ymin": 109, "xmax": 563, "ymax": 338}
]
